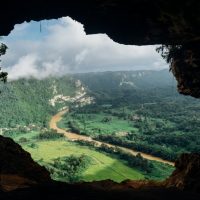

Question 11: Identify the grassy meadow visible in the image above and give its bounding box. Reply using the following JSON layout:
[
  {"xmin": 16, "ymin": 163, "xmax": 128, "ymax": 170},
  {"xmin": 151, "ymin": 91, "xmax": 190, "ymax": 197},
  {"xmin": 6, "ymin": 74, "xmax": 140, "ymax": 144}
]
[
  {"xmin": 23, "ymin": 139, "xmax": 144, "ymax": 182},
  {"xmin": 3, "ymin": 130, "xmax": 146, "ymax": 182},
  {"xmin": 58, "ymin": 112, "xmax": 137, "ymax": 136}
]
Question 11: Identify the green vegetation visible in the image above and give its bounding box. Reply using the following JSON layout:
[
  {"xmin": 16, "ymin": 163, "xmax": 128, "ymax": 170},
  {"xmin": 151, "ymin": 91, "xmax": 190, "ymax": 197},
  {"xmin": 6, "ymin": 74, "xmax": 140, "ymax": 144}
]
[
  {"xmin": 156, "ymin": 45, "xmax": 182, "ymax": 64},
  {"xmin": 48, "ymin": 155, "xmax": 91, "ymax": 183},
  {"xmin": 0, "ymin": 42, "xmax": 8, "ymax": 83},
  {"xmin": 22, "ymin": 133, "xmax": 146, "ymax": 182},
  {"xmin": 3, "ymin": 129, "xmax": 173, "ymax": 182},
  {"xmin": 2, "ymin": 69, "xmax": 200, "ymax": 182},
  {"xmin": 36, "ymin": 130, "xmax": 64, "ymax": 140},
  {"xmin": 75, "ymin": 140, "xmax": 174, "ymax": 180},
  {"xmin": 60, "ymin": 70, "xmax": 200, "ymax": 162},
  {"xmin": 60, "ymin": 98, "xmax": 200, "ymax": 162},
  {"xmin": 36, "ymin": 141, "xmax": 145, "ymax": 182},
  {"xmin": 60, "ymin": 112, "xmax": 134, "ymax": 136},
  {"xmin": 0, "ymin": 76, "xmax": 77, "ymax": 127},
  {"xmin": 75, "ymin": 140, "xmax": 153, "ymax": 172}
]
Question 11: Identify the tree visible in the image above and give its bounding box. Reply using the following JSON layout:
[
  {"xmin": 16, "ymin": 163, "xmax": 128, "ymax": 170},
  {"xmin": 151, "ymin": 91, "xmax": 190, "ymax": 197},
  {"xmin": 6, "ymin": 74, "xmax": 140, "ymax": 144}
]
[
  {"xmin": 156, "ymin": 45, "xmax": 182, "ymax": 65},
  {"xmin": 0, "ymin": 43, "xmax": 8, "ymax": 83},
  {"xmin": 51, "ymin": 155, "xmax": 89, "ymax": 183}
]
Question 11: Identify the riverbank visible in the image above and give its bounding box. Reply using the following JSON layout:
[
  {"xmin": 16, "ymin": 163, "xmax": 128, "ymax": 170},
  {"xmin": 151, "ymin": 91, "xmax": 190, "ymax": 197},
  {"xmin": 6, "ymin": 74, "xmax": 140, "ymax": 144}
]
[{"xmin": 49, "ymin": 109, "xmax": 174, "ymax": 166}]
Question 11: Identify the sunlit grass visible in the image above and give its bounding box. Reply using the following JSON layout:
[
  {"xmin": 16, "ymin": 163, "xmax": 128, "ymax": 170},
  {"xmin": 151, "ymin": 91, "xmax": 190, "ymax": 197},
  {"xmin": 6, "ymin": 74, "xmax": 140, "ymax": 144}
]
[
  {"xmin": 23, "ymin": 139, "xmax": 144, "ymax": 182},
  {"xmin": 59, "ymin": 113, "xmax": 137, "ymax": 135}
]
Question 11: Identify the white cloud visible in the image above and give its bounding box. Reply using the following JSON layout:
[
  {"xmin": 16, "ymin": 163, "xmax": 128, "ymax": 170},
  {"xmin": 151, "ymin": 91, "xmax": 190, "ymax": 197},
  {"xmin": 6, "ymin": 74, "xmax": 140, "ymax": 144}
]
[
  {"xmin": 7, "ymin": 54, "xmax": 39, "ymax": 80},
  {"xmin": 13, "ymin": 22, "xmax": 30, "ymax": 32},
  {"xmin": 1, "ymin": 17, "xmax": 168, "ymax": 80}
]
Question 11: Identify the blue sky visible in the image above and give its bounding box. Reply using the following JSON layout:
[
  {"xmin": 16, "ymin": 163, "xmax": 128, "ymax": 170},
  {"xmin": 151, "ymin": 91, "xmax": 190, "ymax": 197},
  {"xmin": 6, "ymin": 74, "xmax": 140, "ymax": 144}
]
[
  {"xmin": 4, "ymin": 20, "xmax": 59, "ymax": 42},
  {"xmin": 1, "ymin": 17, "xmax": 168, "ymax": 80}
]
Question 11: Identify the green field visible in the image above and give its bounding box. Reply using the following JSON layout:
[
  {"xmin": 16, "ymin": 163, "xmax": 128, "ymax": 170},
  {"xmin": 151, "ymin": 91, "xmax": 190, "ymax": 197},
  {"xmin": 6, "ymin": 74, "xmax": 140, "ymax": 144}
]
[
  {"xmin": 2, "ymin": 129, "xmax": 173, "ymax": 182},
  {"xmin": 59, "ymin": 98, "xmax": 200, "ymax": 162},
  {"xmin": 23, "ymin": 139, "xmax": 144, "ymax": 182},
  {"xmin": 58, "ymin": 112, "xmax": 137, "ymax": 136},
  {"xmin": 4, "ymin": 130, "xmax": 144, "ymax": 182}
]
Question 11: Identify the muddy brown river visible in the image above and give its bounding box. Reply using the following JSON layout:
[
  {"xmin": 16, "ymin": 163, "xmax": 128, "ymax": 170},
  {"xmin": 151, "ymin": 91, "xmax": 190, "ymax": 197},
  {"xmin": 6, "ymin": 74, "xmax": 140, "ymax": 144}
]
[{"xmin": 49, "ymin": 109, "xmax": 174, "ymax": 166}]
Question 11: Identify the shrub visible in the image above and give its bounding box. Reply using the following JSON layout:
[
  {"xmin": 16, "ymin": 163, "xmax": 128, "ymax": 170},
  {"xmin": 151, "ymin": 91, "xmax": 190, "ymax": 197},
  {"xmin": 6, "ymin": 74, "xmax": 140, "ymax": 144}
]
[
  {"xmin": 37, "ymin": 130, "xmax": 64, "ymax": 140},
  {"xmin": 49, "ymin": 155, "xmax": 91, "ymax": 183},
  {"xmin": 28, "ymin": 143, "xmax": 38, "ymax": 148},
  {"xmin": 18, "ymin": 137, "xmax": 28, "ymax": 143}
]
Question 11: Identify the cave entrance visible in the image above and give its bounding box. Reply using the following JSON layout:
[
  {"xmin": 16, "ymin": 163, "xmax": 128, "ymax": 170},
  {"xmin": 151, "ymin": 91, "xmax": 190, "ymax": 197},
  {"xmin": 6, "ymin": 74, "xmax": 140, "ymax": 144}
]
[{"xmin": 0, "ymin": 17, "xmax": 199, "ymax": 185}]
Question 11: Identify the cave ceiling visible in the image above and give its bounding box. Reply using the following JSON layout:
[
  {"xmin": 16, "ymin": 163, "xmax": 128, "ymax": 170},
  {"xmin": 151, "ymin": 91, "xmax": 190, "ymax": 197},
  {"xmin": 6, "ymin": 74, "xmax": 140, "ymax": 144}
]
[{"xmin": 1, "ymin": 0, "xmax": 200, "ymax": 97}]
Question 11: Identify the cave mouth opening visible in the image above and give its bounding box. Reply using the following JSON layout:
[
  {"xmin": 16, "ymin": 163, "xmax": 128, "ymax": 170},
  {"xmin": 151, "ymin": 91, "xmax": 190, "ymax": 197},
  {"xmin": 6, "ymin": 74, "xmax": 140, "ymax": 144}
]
[{"xmin": 0, "ymin": 16, "xmax": 199, "ymax": 188}]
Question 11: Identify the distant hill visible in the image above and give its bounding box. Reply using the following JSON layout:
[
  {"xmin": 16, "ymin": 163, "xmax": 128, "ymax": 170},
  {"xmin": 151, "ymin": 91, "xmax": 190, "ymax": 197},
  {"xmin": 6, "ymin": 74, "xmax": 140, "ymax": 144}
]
[
  {"xmin": 0, "ymin": 69, "xmax": 197, "ymax": 128},
  {"xmin": 73, "ymin": 69, "xmax": 192, "ymax": 106},
  {"xmin": 0, "ymin": 76, "xmax": 91, "ymax": 127},
  {"xmin": 73, "ymin": 69, "xmax": 174, "ymax": 91}
]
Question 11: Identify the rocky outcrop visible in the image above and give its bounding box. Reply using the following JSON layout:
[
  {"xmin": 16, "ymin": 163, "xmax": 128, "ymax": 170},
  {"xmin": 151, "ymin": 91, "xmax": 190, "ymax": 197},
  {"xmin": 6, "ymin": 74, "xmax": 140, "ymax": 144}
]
[
  {"xmin": 0, "ymin": 136, "xmax": 51, "ymax": 191},
  {"xmin": 165, "ymin": 153, "xmax": 200, "ymax": 192},
  {"xmin": 1, "ymin": 179, "xmax": 200, "ymax": 200},
  {"xmin": 171, "ymin": 44, "xmax": 200, "ymax": 97}
]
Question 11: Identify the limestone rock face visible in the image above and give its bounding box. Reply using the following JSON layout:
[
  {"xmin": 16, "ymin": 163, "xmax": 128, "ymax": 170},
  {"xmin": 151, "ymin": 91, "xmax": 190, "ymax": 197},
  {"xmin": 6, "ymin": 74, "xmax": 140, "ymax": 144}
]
[
  {"xmin": 0, "ymin": 136, "xmax": 51, "ymax": 191},
  {"xmin": 165, "ymin": 153, "xmax": 200, "ymax": 192}
]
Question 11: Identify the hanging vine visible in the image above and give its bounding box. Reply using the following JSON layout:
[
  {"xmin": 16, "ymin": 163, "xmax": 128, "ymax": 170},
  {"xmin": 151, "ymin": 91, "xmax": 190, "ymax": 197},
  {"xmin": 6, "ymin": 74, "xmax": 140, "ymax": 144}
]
[
  {"xmin": 0, "ymin": 43, "xmax": 8, "ymax": 83},
  {"xmin": 156, "ymin": 45, "xmax": 182, "ymax": 67}
]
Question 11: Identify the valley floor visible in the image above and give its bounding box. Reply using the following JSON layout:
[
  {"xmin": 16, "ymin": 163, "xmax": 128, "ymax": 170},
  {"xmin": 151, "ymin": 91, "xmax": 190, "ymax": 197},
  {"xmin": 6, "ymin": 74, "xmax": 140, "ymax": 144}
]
[
  {"xmin": 50, "ymin": 109, "xmax": 174, "ymax": 166},
  {"xmin": 1, "ymin": 110, "xmax": 174, "ymax": 183},
  {"xmin": 24, "ymin": 139, "xmax": 144, "ymax": 182}
]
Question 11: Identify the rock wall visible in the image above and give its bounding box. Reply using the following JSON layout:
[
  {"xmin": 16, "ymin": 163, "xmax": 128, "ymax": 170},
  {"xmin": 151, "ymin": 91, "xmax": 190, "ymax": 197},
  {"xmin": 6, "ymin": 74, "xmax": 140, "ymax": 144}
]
[
  {"xmin": 171, "ymin": 44, "xmax": 200, "ymax": 97},
  {"xmin": 165, "ymin": 153, "xmax": 200, "ymax": 192},
  {"xmin": 0, "ymin": 136, "xmax": 51, "ymax": 191}
]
